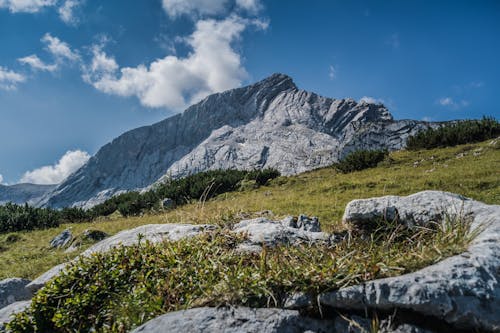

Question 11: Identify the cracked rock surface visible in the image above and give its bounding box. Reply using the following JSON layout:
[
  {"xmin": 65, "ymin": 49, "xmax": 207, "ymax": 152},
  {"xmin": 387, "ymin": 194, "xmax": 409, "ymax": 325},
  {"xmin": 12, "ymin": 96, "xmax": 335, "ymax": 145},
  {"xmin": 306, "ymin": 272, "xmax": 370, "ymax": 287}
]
[{"xmin": 319, "ymin": 191, "xmax": 500, "ymax": 332}]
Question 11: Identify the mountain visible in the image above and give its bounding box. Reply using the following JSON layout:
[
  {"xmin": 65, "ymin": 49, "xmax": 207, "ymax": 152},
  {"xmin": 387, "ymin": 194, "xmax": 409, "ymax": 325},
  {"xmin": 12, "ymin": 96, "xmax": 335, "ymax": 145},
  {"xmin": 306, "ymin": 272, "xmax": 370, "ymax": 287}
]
[
  {"xmin": 0, "ymin": 183, "xmax": 57, "ymax": 205},
  {"xmin": 39, "ymin": 73, "xmax": 433, "ymax": 208}
]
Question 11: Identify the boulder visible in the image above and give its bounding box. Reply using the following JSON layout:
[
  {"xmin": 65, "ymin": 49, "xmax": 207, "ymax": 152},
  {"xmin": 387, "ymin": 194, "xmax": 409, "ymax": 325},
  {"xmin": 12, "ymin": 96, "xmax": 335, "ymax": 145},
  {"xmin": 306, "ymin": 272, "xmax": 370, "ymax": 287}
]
[
  {"xmin": 64, "ymin": 229, "xmax": 109, "ymax": 253},
  {"xmin": 232, "ymin": 216, "xmax": 331, "ymax": 251},
  {"xmin": 0, "ymin": 279, "xmax": 31, "ymax": 310},
  {"xmin": 28, "ymin": 224, "xmax": 215, "ymax": 293},
  {"xmin": 161, "ymin": 198, "xmax": 175, "ymax": 209},
  {"xmin": 0, "ymin": 300, "xmax": 31, "ymax": 330},
  {"xmin": 319, "ymin": 191, "xmax": 500, "ymax": 332},
  {"xmin": 131, "ymin": 307, "xmax": 337, "ymax": 333},
  {"xmin": 49, "ymin": 229, "xmax": 72, "ymax": 249}
]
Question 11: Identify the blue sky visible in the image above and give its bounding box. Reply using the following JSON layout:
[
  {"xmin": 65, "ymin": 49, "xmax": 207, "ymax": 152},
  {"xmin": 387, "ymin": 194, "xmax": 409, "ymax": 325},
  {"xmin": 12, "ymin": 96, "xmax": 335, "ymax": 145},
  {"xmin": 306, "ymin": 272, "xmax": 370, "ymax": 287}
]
[{"xmin": 0, "ymin": 0, "xmax": 499, "ymax": 185}]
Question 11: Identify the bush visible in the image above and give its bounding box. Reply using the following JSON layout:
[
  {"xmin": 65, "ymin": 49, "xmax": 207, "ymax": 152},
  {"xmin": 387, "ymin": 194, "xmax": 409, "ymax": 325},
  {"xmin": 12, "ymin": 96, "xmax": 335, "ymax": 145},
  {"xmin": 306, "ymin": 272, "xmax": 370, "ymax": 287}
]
[
  {"xmin": 0, "ymin": 203, "xmax": 60, "ymax": 233},
  {"xmin": 333, "ymin": 149, "xmax": 389, "ymax": 173},
  {"xmin": 406, "ymin": 116, "xmax": 500, "ymax": 150}
]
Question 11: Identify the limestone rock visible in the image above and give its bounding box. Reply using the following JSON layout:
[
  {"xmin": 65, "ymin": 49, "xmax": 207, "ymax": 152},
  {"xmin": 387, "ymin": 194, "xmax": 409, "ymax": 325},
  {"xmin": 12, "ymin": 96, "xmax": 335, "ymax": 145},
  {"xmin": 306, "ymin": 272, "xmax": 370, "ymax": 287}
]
[
  {"xmin": 0, "ymin": 279, "xmax": 31, "ymax": 310},
  {"xmin": 38, "ymin": 73, "xmax": 434, "ymax": 209},
  {"xmin": 0, "ymin": 183, "xmax": 56, "ymax": 206},
  {"xmin": 49, "ymin": 229, "xmax": 72, "ymax": 248},
  {"xmin": 131, "ymin": 307, "xmax": 337, "ymax": 333},
  {"xmin": 232, "ymin": 216, "xmax": 331, "ymax": 249},
  {"xmin": 320, "ymin": 191, "xmax": 500, "ymax": 332},
  {"xmin": 0, "ymin": 300, "xmax": 31, "ymax": 331}
]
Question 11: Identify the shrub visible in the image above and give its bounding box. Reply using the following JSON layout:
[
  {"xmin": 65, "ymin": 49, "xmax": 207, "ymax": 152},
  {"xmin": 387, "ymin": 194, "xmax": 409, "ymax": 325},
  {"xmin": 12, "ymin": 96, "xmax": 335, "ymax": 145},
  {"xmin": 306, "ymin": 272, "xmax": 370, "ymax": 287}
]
[
  {"xmin": 406, "ymin": 116, "xmax": 500, "ymax": 150},
  {"xmin": 0, "ymin": 203, "xmax": 60, "ymax": 233},
  {"xmin": 333, "ymin": 149, "xmax": 389, "ymax": 173}
]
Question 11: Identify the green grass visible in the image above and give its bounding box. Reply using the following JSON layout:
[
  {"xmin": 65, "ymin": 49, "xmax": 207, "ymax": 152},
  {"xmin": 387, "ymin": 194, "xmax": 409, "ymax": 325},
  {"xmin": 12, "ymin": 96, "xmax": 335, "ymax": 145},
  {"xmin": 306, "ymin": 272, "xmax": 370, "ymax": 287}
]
[
  {"xmin": 0, "ymin": 138, "xmax": 498, "ymax": 281},
  {"xmin": 8, "ymin": 216, "xmax": 474, "ymax": 332}
]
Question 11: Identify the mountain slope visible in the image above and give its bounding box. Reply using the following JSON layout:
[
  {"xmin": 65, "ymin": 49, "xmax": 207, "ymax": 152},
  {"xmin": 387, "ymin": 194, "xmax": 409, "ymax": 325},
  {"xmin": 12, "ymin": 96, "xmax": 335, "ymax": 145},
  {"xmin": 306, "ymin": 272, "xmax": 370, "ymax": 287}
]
[
  {"xmin": 0, "ymin": 184, "xmax": 56, "ymax": 205},
  {"xmin": 41, "ymin": 74, "xmax": 432, "ymax": 208}
]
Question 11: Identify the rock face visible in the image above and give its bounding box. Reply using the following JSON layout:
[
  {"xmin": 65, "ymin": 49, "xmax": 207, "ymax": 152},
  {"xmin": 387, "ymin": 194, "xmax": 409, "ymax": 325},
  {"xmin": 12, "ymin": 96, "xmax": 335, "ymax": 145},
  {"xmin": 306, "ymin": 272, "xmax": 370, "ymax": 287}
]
[
  {"xmin": 0, "ymin": 300, "xmax": 31, "ymax": 330},
  {"xmin": 319, "ymin": 191, "xmax": 500, "ymax": 332},
  {"xmin": 131, "ymin": 307, "xmax": 337, "ymax": 333},
  {"xmin": 49, "ymin": 229, "xmax": 73, "ymax": 249},
  {"xmin": 0, "ymin": 183, "xmax": 56, "ymax": 206},
  {"xmin": 38, "ymin": 73, "xmax": 432, "ymax": 208},
  {"xmin": 0, "ymin": 278, "xmax": 31, "ymax": 310}
]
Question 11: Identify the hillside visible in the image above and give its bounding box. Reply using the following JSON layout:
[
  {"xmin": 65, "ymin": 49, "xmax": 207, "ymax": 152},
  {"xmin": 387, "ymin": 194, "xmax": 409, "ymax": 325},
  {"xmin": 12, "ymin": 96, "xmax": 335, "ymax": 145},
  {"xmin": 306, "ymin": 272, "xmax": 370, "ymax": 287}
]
[
  {"xmin": 1, "ymin": 138, "xmax": 498, "ymax": 280},
  {"xmin": 0, "ymin": 184, "xmax": 56, "ymax": 206},
  {"xmin": 38, "ymin": 74, "xmax": 433, "ymax": 209}
]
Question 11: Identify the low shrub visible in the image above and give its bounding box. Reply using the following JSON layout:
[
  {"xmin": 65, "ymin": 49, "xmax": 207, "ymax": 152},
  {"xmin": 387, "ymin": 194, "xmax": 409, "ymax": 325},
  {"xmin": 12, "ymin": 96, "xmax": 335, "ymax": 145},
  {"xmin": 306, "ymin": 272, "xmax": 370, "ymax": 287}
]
[
  {"xmin": 406, "ymin": 116, "xmax": 500, "ymax": 150},
  {"xmin": 333, "ymin": 149, "xmax": 389, "ymax": 173}
]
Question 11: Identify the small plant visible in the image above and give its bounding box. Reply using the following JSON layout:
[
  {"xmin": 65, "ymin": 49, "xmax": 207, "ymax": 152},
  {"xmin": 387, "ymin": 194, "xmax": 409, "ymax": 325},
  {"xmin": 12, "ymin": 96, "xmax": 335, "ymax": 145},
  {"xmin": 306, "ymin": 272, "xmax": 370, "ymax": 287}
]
[{"xmin": 333, "ymin": 149, "xmax": 389, "ymax": 173}]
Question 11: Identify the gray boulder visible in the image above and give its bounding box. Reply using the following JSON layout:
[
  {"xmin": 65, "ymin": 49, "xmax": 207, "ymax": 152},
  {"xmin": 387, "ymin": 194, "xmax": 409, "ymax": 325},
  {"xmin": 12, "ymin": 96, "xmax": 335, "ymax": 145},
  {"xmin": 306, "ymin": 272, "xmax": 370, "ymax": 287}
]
[
  {"xmin": 320, "ymin": 191, "xmax": 500, "ymax": 332},
  {"xmin": 232, "ymin": 216, "xmax": 331, "ymax": 251},
  {"xmin": 49, "ymin": 229, "xmax": 72, "ymax": 248},
  {"xmin": 27, "ymin": 224, "xmax": 215, "ymax": 293},
  {"xmin": 0, "ymin": 300, "xmax": 31, "ymax": 330},
  {"xmin": 0, "ymin": 279, "xmax": 31, "ymax": 310},
  {"xmin": 131, "ymin": 307, "xmax": 337, "ymax": 333}
]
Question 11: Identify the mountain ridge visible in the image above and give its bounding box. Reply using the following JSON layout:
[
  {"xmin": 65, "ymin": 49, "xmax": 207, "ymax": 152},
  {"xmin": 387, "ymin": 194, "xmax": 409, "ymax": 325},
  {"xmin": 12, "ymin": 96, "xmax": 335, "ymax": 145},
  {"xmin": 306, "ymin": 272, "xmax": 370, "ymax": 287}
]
[{"xmin": 38, "ymin": 73, "xmax": 433, "ymax": 208}]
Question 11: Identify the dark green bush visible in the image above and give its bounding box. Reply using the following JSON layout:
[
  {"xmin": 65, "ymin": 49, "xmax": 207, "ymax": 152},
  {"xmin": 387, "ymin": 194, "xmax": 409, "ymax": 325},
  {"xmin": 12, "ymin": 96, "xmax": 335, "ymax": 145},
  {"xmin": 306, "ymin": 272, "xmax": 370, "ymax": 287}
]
[
  {"xmin": 0, "ymin": 169, "xmax": 281, "ymax": 232},
  {"xmin": 406, "ymin": 116, "xmax": 500, "ymax": 150},
  {"xmin": 333, "ymin": 149, "xmax": 389, "ymax": 173}
]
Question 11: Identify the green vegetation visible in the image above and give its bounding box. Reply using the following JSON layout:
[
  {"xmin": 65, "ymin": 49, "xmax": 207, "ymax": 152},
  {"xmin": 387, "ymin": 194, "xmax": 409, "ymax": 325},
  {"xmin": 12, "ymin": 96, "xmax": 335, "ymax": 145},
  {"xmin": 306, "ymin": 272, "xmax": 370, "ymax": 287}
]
[
  {"xmin": 0, "ymin": 169, "xmax": 280, "ymax": 234},
  {"xmin": 407, "ymin": 116, "xmax": 500, "ymax": 150},
  {"xmin": 333, "ymin": 149, "xmax": 388, "ymax": 173},
  {"xmin": 8, "ymin": 214, "xmax": 473, "ymax": 332},
  {"xmin": 0, "ymin": 139, "xmax": 498, "ymax": 280}
]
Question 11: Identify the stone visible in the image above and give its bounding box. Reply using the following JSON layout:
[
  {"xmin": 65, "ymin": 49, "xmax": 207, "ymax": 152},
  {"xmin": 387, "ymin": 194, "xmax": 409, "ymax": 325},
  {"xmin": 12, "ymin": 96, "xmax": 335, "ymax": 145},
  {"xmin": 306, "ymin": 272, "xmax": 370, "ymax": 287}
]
[
  {"xmin": 283, "ymin": 292, "xmax": 313, "ymax": 310},
  {"xmin": 0, "ymin": 300, "xmax": 31, "ymax": 331},
  {"xmin": 37, "ymin": 73, "xmax": 435, "ymax": 209},
  {"xmin": 64, "ymin": 229, "xmax": 109, "ymax": 253},
  {"xmin": 27, "ymin": 224, "xmax": 215, "ymax": 293},
  {"xmin": 320, "ymin": 191, "xmax": 500, "ymax": 332},
  {"xmin": 49, "ymin": 229, "xmax": 72, "ymax": 248},
  {"xmin": 131, "ymin": 307, "xmax": 336, "ymax": 333},
  {"xmin": 0, "ymin": 279, "xmax": 31, "ymax": 310},
  {"xmin": 232, "ymin": 216, "xmax": 331, "ymax": 248},
  {"xmin": 161, "ymin": 198, "xmax": 175, "ymax": 209}
]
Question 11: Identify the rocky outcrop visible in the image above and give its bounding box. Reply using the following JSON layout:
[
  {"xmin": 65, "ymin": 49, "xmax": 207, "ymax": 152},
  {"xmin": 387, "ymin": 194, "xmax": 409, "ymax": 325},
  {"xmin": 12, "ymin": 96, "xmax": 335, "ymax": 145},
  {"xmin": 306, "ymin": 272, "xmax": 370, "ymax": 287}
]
[
  {"xmin": 49, "ymin": 229, "xmax": 72, "ymax": 249},
  {"xmin": 319, "ymin": 191, "xmax": 500, "ymax": 332},
  {"xmin": 0, "ymin": 183, "xmax": 56, "ymax": 206},
  {"xmin": 0, "ymin": 300, "xmax": 31, "ymax": 330},
  {"xmin": 0, "ymin": 279, "xmax": 31, "ymax": 310},
  {"xmin": 38, "ymin": 74, "xmax": 433, "ymax": 208}
]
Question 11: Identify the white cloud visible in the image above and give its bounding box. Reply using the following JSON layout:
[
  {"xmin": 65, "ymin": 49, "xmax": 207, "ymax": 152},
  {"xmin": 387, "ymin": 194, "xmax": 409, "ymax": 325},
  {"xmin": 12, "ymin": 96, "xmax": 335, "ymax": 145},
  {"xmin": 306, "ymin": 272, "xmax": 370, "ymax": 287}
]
[
  {"xmin": 437, "ymin": 97, "xmax": 469, "ymax": 109},
  {"xmin": 359, "ymin": 96, "xmax": 385, "ymax": 104},
  {"xmin": 0, "ymin": 0, "xmax": 56, "ymax": 13},
  {"xmin": 0, "ymin": 66, "xmax": 25, "ymax": 90},
  {"xmin": 328, "ymin": 65, "xmax": 336, "ymax": 80},
  {"xmin": 58, "ymin": 0, "xmax": 81, "ymax": 24},
  {"xmin": 42, "ymin": 33, "xmax": 80, "ymax": 62},
  {"xmin": 18, "ymin": 54, "xmax": 57, "ymax": 72},
  {"xmin": 20, "ymin": 150, "xmax": 90, "ymax": 185},
  {"xmin": 235, "ymin": 0, "xmax": 262, "ymax": 13},
  {"xmin": 84, "ymin": 16, "xmax": 263, "ymax": 110},
  {"xmin": 162, "ymin": 0, "xmax": 228, "ymax": 18},
  {"xmin": 0, "ymin": 174, "xmax": 4, "ymax": 184},
  {"xmin": 162, "ymin": 0, "xmax": 261, "ymax": 18}
]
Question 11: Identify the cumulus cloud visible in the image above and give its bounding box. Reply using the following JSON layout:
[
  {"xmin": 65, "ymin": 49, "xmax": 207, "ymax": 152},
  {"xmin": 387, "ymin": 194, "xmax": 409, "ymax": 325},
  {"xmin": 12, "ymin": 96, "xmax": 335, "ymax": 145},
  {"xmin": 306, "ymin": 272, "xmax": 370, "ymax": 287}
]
[
  {"xmin": 0, "ymin": 0, "xmax": 56, "ymax": 13},
  {"xmin": 0, "ymin": 174, "xmax": 4, "ymax": 184},
  {"xmin": 0, "ymin": 66, "xmax": 25, "ymax": 90},
  {"xmin": 359, "ymin": 96, "xmax": 385, "ymax": 104},
  {"xmin": 437, "ymin": 97, "xmax": 469, "ymax": 109},
  {"xmin": 84, "ymin": 16, "xmax": 264, "ymax": 110},
  {"xmin": 58, "ymin": 0, "xmax": 81, "ymax": 24},
  {"xmin": 162, "ymin": 0, "xmax": 261, "ymax": 18},
  {"xmin": 42, "ymin": 33, "xmax": 80, "ymax": 62},
  {"xmin": 20, "ymin": 150, "xmax": 90, "ymax": 185},
  {"xmin": 18, "ymin": 54, "xmax": 57, "ymax": 72}
]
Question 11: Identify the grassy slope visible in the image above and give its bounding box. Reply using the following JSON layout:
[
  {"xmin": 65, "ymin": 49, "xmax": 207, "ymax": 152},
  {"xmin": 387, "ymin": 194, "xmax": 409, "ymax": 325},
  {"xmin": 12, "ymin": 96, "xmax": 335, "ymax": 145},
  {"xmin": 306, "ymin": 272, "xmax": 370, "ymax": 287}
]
[{"xmin": 0, "ymin": 139, "xmax": 498, "ymax": 280}]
